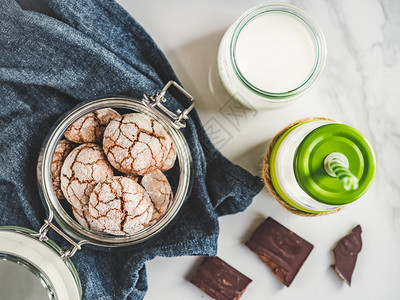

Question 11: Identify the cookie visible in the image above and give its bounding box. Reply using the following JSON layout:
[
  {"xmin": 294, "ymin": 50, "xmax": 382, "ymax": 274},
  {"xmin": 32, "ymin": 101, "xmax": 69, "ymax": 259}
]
[
  {"xmin": 102, "ymin": 113, "xmax": 174, "ymax": 176},
  {"xmin": 126, "ymin": 175, "xmax": 140, "ymax": 182},
  {"xmin": 72, "ymin": 206, "xmax": 92, "ymax": 230},
  {"xmin": 141, "ymin": 169, "xmax": 173, "ymax": 221},
  {"xmin": 51, "ymin": 139, "xmax": 74, "ymax": 199},
  {"xmin": 64, "ymin": 108, "xmax": 120, "ymax": 144},
  {"xmin": 88, "ymin": 176, "xmax": 154, "ymax": 235},
  {"xmin": 161, "ymin": 142, "xmax": 176, "ymax": 171},
  {"xmin": 60, "ymin": 143, "xmax": 114, "ymax": 211}
]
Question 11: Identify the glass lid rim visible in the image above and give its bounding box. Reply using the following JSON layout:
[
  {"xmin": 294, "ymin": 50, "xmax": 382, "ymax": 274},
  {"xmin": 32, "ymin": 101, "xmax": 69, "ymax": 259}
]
[
  {"xmin": 0, "ymin": 226, "xmax": 82, "ymax": 299},
  {"xmin": 0, "ymin": 252, "xmax": 56, "ymax": 299}
]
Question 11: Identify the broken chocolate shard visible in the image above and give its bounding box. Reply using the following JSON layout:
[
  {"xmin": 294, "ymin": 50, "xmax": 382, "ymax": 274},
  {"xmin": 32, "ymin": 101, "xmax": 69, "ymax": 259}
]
[
  {"xmin": 331, "ymin": 225, "xmax": 362, "ymax": 286},
  {"xmin": 245, "ymin": 217, "xmax": 313, "ymax": 287},
  {"xmin": 189, "ymin": 256, "xmax": 252, "ymax": 300}
]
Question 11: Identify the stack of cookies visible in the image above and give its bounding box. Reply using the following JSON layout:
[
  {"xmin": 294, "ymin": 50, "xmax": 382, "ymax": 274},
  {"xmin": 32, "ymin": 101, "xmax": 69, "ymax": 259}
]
[{"xmin": 51, "ymin": 108, "xmax": 176, "ymax": 236}]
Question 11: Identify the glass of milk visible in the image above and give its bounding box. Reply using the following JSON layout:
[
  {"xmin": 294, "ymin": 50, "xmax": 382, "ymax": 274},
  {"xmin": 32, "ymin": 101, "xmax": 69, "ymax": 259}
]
[{"xmin": 217, "ymin": 3, "xmax": 327, "ymax": 109}]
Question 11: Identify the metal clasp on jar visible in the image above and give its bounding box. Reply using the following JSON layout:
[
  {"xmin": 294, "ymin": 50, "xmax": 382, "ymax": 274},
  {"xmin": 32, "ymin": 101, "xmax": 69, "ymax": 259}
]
[
  {"xmin": 31, "ymin": 210, "xmax": 88, "ymax": 260},
  {"xmin": 143, "ymin": 81, "xmax": 195, "ymax": 129}
]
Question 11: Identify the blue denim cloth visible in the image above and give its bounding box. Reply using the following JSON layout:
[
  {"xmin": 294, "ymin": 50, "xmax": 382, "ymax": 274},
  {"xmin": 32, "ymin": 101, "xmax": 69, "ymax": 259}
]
[{"xmin": 0, "ymin": 0, "xmax": 263, "ymax": 299}]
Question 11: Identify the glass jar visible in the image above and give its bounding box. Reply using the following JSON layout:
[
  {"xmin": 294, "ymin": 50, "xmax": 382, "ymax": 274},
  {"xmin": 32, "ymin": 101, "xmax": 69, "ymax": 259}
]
[
  {"xmin": 0, "ymin": 227, "xmax": 82, "ymax": 299},
  {"xmin": 0, "ymin": 81, "xmax": 194, "ymax": 299},
  {"xmin": 37, "ymin": 81, "xmax": 193, "ymax": 247},
  {"xmin": 217, "ymin": 3, "xmax": 327, "ymax": 109},
  {"xmin": 266, "ymin": 118, "xmax": 376, "ymax": 214}
]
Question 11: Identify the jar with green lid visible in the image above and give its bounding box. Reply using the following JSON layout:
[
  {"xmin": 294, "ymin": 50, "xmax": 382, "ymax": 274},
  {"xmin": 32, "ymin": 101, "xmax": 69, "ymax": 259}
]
[{"xmin": 264, "ymin": 118, "xmax": 376, "ymax": 215}]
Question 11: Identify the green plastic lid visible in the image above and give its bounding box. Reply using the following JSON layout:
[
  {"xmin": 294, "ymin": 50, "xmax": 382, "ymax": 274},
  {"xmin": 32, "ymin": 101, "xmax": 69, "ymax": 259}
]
[{"xmin": 294, "ymin": 123, "xmax": 376, "ymax": 205}]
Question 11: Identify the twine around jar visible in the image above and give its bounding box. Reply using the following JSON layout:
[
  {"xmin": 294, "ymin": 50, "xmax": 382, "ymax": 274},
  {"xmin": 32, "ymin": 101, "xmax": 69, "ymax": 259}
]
[{"xmin": 262, "ymin": 117, "xmax": 344, "ymax": 216}]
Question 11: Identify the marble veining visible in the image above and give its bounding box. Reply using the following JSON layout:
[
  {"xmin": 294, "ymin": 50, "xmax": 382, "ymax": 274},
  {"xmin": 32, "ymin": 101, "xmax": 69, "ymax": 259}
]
[{"xmin": 123, "ymin": 0, "xmax": 400, "ymax": 299}]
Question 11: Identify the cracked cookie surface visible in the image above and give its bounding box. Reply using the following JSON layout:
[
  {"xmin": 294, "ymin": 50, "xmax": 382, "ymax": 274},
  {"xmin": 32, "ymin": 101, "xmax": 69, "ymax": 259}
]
[
  {"xmin": 72, "ymin": 206, "xmax": 93, "ymax": 230},
  {"xmin": 88, "ymin": 176, "xmax": 153, "ymax": 235},
  {"xmin": 141, "ymin": 169, "xmax": 173, "ymax": 222},
  {"xmin": 60, "ymin": 143, "xmax": 114, "ymax": 211},
  {"xmin": 103, "ymin": 113, "xmax": 174, "ymax": 176},
  {"xmin": 52, "ymin": 139, "xmax": 74, "ymax": 199},
  {"xmin": 161, "ymin": 142, "xmax": 176, "ymax": 171},
  {"xmin": 65, "ymin": 108, "xmax": 120, "ymax": 144}
]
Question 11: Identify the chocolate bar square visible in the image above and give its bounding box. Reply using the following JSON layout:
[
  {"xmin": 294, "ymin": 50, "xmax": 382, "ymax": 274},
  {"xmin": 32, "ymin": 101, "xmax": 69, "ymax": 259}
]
[
  {"xmin": 246, "ymin": 217, "xmax": 313, "ymax": 287},
  {"xmin": 331, "ymin": 225, "xmax": 362, "ymax": 286},
  {"xmin": 190, "ymin": 256, "xmax": 252, "ymax": 300}
]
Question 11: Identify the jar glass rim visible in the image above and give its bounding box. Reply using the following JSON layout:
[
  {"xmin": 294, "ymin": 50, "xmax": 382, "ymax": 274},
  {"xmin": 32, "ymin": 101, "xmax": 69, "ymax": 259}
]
[
  {"xmin": 38, "ymin": 97, "xmax": 192, "ymax": 247},
  {"xmin": 229, "ymin": 3, "xmax": 327, "ymax": 100},
  {"xmin": 0, "ymin": 227, "xmax": 82, "ymax": 299}
]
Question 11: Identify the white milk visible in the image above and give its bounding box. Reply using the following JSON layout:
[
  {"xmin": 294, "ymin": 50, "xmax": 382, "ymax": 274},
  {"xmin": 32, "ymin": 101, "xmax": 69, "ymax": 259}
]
[
  {"xmin": 234, "ymin": 11, "xmax": 317, "ymax": 94},
  {"xmin": 217, "ymin": 4, "xmax": 326, "ymax": 109}
]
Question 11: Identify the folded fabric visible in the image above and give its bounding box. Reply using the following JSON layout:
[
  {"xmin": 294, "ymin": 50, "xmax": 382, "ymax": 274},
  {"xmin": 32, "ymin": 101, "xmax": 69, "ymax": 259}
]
[{"xmin": 0, "ymin": 0, "xmax": 263, "ymax": 299}]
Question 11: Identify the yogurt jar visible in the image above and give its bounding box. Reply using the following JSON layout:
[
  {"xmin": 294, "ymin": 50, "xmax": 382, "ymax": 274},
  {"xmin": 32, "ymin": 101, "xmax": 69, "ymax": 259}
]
[
  {"xmin": 217, "ymin": 3, "xmax": 327, "ymax": 109},
  {"xmin": 0, "ymin": 81, "xmax": 194, "ymax": 299},
  {"xmin": 264, "ymin": 118, "xmax": 376, "ymax": 215}
]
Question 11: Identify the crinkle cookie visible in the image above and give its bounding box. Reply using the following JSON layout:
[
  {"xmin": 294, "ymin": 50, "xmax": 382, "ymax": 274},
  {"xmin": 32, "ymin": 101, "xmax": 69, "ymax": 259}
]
[
  {"xmin": 51, "ymin": 139, "xmax": 74, "ymax": 199},
  {"xmin": 61, "ymin": 143, "xmax": 114, "ymax": 211},
  {"xmin": 72, "ymin": 206, "xmax": 92, "ymax": 230},
  {"xmin": 141, "ymin": 169, "xmax": 173, "ymax": 221},
  {"xmin": 103, "ymin": 113, "xmax": 174, "ymax": 176},
  {"xmin": 161, "ymin": 142, "xmax": 176, "ymax": 171},
  {"xmin": 65, "ymin": 108, "xmax": 120, "ymax": 144},
  {"xmin": 88, "ymin": 176, "xmax": 154, "ymax": 235}
]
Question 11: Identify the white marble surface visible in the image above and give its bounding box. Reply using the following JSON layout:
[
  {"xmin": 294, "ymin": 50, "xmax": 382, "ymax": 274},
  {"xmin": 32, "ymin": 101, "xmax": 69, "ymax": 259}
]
[{"xmin": 117, "ymin": 1, "xmax": 400, "ymax": 299}]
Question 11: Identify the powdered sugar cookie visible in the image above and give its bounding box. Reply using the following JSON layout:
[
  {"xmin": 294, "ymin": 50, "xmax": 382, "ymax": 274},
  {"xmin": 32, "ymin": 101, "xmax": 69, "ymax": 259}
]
[
  {"xmin": 161, "ymin": 141, "xmax": 176, "ymax": 171},
  {"xmin": 51, "ymin": 139, "xmax": 74, "ymax": 199},
  {"xmin": 125, "ymin": 175, "xmax": 140, "ymax": 182},
  {"xmin": 88, "ymin": 176, "xmax": 153, "ymax": 235},
  {"xmin": 65, "ymin": 108, "xmax": 120, "ymax": 144},
  {"xmin": 61, "ymin": 143, "xmax": 114, "ymax": 211},
  {"xmin": 103, "ymin": 113, "xmax": 174, "ymax": 176},
  {"xmin": 72, "ymin": 206, "xmax": 92, "ymax": 230},
  {"xmin": 141, "ymin": 169, "xmax": 173, "ymax": 221}
]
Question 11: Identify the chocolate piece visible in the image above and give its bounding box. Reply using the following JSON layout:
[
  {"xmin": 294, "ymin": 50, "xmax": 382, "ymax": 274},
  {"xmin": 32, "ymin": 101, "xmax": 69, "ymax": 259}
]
[
  {"xmin": 245, "ymin": 217, "xmax": 313, "ymax": 287},
  {"xmin": 190, "ymin": 256, "xmax": 252, "ymax": 300},
  {"xmin": 331, "ymin": 225, "xmax": 362, "ymax": 286}
]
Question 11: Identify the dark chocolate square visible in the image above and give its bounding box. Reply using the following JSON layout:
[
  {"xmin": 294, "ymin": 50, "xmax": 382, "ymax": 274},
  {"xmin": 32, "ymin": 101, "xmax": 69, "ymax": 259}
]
[
  {"xmin": 246, "ymin": 217, "xmax": 313, "ymax": 287},
  {"xmin": 331, "ymin": 225, "xmax": 362, "ymax": 286},
  {"xmin": 190, "ymin": 256, "xmax": 252, "ymax": 300}
]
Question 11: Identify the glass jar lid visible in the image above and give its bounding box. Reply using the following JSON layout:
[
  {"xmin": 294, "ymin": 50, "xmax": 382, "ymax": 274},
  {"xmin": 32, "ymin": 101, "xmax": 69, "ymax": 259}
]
[
  {"xmin": 0, "ymin": 227, "xmax": 81, "ymax": 300},
  {"xmin": 294, "ymin": 123, "xmax": 376, "ymax": 205}
]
